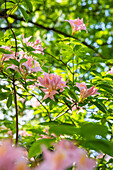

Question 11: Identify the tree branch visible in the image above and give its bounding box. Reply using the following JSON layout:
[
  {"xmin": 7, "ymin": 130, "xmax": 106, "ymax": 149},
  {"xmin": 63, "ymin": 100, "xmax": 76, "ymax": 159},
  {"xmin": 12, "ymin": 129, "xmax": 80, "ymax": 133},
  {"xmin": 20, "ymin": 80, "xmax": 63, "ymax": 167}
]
[{"xmin": 5, "ymin": 14, "xmax": 104, "ymax": 59}]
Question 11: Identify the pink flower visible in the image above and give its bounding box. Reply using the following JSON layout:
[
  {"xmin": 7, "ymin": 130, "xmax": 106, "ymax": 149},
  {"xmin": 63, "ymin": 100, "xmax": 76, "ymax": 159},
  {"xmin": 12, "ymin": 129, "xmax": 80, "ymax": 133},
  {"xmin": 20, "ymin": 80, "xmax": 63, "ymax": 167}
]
[
  {"xmin": 65, "ymin": 17, "xmax": 87, "ymax": 35},
  {"xmin": 30, "ymin": 97, "xmax": 40, "ymax": 107},
  {"xmin": 0, "ymin": 140, "xmax": 28, "ymax": 170},
  {"xmin": 74, "ymin": 148, "xmax": 97, "ymax": 170},
  {"xmin": 22, "ymin": 35, "xmax": 44, "ymax": 54},
  {"xmin": 19, "ymin": 130, "xmax": 32, "ymax": 137},
  {"xmin": 107, "ymin": 67, "xmax": 113, "ymax": 74},
  {"xmin": 38, "ymin": 73, "xmax": 67, "ymax": 101},
  {"xmin": 37, "ymin": 139, "xmax": 96, "ymax": 170},
  {"xmin": 7, "ymin": 55, "xmax": 42, "ymax": 78},
  {"xmin": 21, "ymin": 56, "xmax": 42, "ymax": 73},
  {"xmin": 76, "ymin": 82, "xmax": 98, "ymax": 102},
  {"xmin": 0, "ymin": 46, "xmax": 18, "ymax": 69},
  {"xmin": 37, "ymin": 140, "xmax": 76, "ymax": 170}
]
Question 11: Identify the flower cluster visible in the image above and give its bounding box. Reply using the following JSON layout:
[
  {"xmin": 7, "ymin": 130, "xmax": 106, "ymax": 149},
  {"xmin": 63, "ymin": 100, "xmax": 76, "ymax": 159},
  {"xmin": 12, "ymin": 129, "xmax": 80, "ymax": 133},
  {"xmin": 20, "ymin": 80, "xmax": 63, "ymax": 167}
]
[
  {"xmin": 65, "ymin": 17, "xmax": 87, "ymax": 35},
  {"xmin": 37, "ymin": 139, "xmax": 96, "ymax": 170},
  {"xmin": 38, "ymin": 73, "xmax": 67, "ymax": 101},
  {"xmin": 76, "ymin": 82, "xmax": 98, "ymax": 102},
  {"xmin": 0, "ymin": 36, "xmax": 43, "ymax": 79}
]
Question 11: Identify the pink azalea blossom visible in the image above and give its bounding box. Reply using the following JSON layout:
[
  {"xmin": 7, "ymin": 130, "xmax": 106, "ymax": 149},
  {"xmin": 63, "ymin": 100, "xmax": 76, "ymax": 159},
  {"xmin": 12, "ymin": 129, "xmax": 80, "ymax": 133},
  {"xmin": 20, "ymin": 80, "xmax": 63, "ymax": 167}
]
[
  {"xmin": 0, "ymin": 46, "xmax": 17, "ymax": 60},
  {"xmin": 38, "ymin": 73, "xmax": 67, "ymax": 101},
  {"xmin": 20, "ymin": 56, "xmax": 42, "ymax": 74},
  {"xmin": 107, "ymin": 66, "xmax": 113, "ymax": 74},
  {"xmin": 37, "ymin": 139, "xmax": 96, "ymax": 170},
  {"xmin": 65, "ymin": 17, "xmax": 87, "ymax": 35},
  {"xmin": 0, "ymin": 46, "xmax": 18, "ymax": 69},
  {"xmin": 22, "ymin": 35, "xmax": 44, "ymax": 54},
  {"xmin": 76, "ymin": 82, "xmax": 98, "ymax": 102},
  {"xmin": 0, "ymin": 140, "xmax": 28, "ymax": 170},
  {"xmin": 7, "ymin": 55, "xmax": 42, "ymax": 77}
]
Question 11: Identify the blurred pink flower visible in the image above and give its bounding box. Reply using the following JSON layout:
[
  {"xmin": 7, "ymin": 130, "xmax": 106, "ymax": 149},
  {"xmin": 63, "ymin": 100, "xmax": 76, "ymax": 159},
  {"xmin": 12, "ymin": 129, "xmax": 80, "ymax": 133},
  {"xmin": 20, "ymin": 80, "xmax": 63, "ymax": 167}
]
[
  {"xmin": 0, "ymin": 140, "xmax": 28, "ymax": 170},
  {"xmin": 19, "ymin": 130, "xmax": 32, "ymax": 137},
  {"xmin": 74, "ymin": 148, "xmax": 97, "ymax": 170},
  {"xmin": 107, "ymin": 67, "xmax": 113, "ymax": 74},
  {"xmin": 38, "ymin": 73, "xmax": 67, "ymax": 101},
  {"xmin": 76, "ymin": 82, "xmax": 98, "ymax": 102},
  {"xmin": 65, "ymin": 17, "xmax": 87, "ymax": 35},
  {"xmin": 30, "ymin": 97, "xmax": 40, "ymax": 107},
  {"xmin": 37, "ymin": 139, "xmax": 96, "ymax": 170}
]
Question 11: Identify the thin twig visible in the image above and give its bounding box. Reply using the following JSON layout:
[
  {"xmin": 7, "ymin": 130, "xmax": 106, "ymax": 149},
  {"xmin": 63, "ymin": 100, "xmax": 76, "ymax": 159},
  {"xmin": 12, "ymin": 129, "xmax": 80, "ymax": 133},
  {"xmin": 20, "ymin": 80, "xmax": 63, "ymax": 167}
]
[
  {"xmin": 53, "ymin": 104, "xmax": 75, "ymax": 120},
  {"xmin": 42, "ymin": 51, "xmax": 73, "ymax": 74},
  {"xmin": 5, "ymin": 17, "xmax": 17, "ymax": 57},
  {"xmin": 5, "ymin": 0, "xmax": 18, "ymax": 146},
  {"xmin": 30, "ymin": 92, "xmax": 51, "ymax": 121}
]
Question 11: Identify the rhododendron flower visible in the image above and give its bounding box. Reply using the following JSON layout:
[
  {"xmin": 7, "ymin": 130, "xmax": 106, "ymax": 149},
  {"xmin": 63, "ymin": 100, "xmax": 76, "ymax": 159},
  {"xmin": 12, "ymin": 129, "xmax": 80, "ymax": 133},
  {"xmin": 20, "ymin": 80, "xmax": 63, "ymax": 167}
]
[
  {"xmin": 37, "ymin": 139, "xmax": 96, "ymax": 170},
  {"xmin": 22, "ymin": 56, "xmax": 42, "ymax": 73},
  {"xmin": 107, "ymin": 66, "xmax": 113, "ymax": 74},
  {"xmin": 0, "ymin": 140, "xmax": 28, "ymax": 170},
  {"xmin": 7, "ymin": 55, "xmax": 42, "ymax": 78},
  {"xmin": 0, "ymin": 46, "xmax": 17, "ymax": 60},
  {"xmin": 22, "ymin": 35, "xmax": 44, "ymax": 54},
  {"xmin": 0, "ymin": 46, "xmax": 18, "ymax": 69},
  {"xmin": 76, "ymin": 82, "xmax": 98, "ymax": 102},
  {"xmin": 65, "ymin": 17, "xmax": 87, "ymax": 35},
  {"xmin": 38, "ymin": 73, "xmax": 67, "ymax": 101}
]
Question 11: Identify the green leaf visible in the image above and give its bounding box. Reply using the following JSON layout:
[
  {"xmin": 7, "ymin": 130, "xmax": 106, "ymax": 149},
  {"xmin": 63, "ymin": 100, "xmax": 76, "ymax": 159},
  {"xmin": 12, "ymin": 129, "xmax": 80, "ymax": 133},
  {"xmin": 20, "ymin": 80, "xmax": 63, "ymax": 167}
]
[
  {"xmin": 19, "ymin": 58, "xmax": 27, "ymax": 65},
  {"xmin": 0, "ymin": 48, "xmax": 12, "ymax": 54},
  {"xmin": 1, "ymin": 2, "xmax": 14, "ymax": 9},
  {"xmin": 7, "ymin": 93, "xmax": 12, "ymax": 108},
  {"xmin": 97, "ymin": 83, "xmax": 113, "ymax": 94},
  {"xmin": 0, "ymin": 92, "xmax": 9, "ymax": 101},
  {"xmin": 23, "ymin": 45, "xmax": 34, "ymax": 52},
  {"xmin": 67, "ymin": 89, "xmax": 79, "ymax": 102},
  {"xmin": 18, "ymin": 5, "xmax": 29, "ymax": 22},
  {"xmin": 80, "ymin": 122, "xmax": 108, "ymax": 139},
  {"xmin": 83, "ymin": 139, "xmax": 113, "ymax": 157},
  {"xmin": 9, "ymin": 59, "xmax": 19, "ymax": 66},
  {"xmin": 39, "ymin": 121, "xmax": 60, "ymax": 126},
  {"xmin": 28, "ymin": 138, "xmax": 55, "ymax": 158},
  {"xmin": 49, "ymin": 124, "xmax": 79, "ymax": 136},
  {"xmin": 91, "ymin": 100, "xmax": 108, "ymax": 113},
  {"xmin": 23, "ymin": 0, "xmax": 33, "ymax": 11}
]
